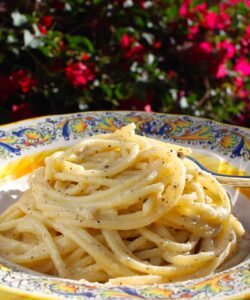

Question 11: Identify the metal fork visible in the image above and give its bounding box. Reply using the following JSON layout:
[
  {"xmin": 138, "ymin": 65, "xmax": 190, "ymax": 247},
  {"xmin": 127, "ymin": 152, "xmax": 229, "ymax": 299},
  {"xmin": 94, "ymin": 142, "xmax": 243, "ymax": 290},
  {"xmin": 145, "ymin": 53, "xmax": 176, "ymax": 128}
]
[{"xmin": 187, "ymin": 156, "xmax": 250, "ymax": 188}]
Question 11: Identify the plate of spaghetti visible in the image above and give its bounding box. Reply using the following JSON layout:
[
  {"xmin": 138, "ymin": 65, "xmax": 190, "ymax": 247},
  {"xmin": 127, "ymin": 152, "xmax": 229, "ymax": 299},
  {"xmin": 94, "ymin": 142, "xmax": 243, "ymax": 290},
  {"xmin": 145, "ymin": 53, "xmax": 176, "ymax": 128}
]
[{"xmin": 0, "ymin": 111, "xmax": 249, "ymax": 300}]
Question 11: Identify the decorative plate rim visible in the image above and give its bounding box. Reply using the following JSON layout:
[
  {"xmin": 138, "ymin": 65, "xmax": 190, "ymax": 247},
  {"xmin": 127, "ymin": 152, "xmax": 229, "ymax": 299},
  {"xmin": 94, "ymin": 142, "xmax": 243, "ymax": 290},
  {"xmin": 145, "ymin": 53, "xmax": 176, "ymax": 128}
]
[
  {"xmin": 0, "ymin": 111, "xmax": 249, "ymax": 300},
  {"xmin": 1, "ymin": 110, "xmax": 250, "ymax": 133}
]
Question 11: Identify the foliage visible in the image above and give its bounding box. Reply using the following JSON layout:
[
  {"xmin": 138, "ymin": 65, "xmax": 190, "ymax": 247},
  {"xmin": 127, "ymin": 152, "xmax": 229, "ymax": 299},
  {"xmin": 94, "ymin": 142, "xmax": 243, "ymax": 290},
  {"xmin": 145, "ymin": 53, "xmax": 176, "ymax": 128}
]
[{"xmin": 0, "ymin": 0, "xmax": 249, "ymax": 126}]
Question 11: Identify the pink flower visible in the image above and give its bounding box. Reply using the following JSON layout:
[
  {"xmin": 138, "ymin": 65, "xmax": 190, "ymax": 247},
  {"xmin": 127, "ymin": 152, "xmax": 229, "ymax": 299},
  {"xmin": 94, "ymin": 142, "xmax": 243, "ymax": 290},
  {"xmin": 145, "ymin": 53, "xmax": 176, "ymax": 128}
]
[
  {"xmin": 218, "ymin": 11, "xmax": 231, "ymax": 29},
  {"xmin": 121, "ymin": 34, "xmax": 130, "ymax": 48},
  {"xmin": 199, "ymin": 41, "xmax": 212, "ymax": 53},
  {"xmin": 144, "ymin": 104, "xmax": 152, "ymax": 112},
  {"xmin": 203, "ymin": 11, "xmax": 217, "ymax": 29},
  {"xmin": 235, "ymin": 77, "xmax": 244, "ymax": 88},
  {"xmin": 65, "ymin": 62, "xmax": 95, "ymax": 87},
  {"xmin": 246, "ymin": 25, "xmax": 250, "ymax": 37},
  {"xmin": 187, "ymin": 25, "xmax": 199, "ymax": 40},
  {"xmin": 234, "ymin": 56, "xmax": 250, "ymax": 76},
  {"xmin": 217, "ymin": 40, "xmax": 236, "ymax": 60},
  {"xmin": 237, "ymin": 88, "xmax": 248, "ymax": 99},
  {"xmin": 202, "ymin": 10, "xmax": 230, "ymax": 30},
  {"xmin": 193, "ymin": 2, "xmax": 207, "ymax": 12},
  {"xmin": 215, "ymin": 63, "xmax": 227, "ymax": 78},
  {"xmin": 179, "ymin": 0, "xmax": 192, "ymax": 17}
]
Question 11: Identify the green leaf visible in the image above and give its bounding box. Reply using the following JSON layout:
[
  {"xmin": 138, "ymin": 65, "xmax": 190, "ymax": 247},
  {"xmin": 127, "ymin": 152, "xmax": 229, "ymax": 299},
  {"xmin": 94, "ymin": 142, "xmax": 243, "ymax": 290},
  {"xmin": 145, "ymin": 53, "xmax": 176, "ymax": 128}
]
[
  {"xmin": 66, "ymin": 35, "xmax": 94, "ymax": 53},
  {"xmin": 187, "ymin": 93, "xmax": 197, "ymax": 105},
  {"xmin": 164, "ymin": 6, "xmax": 178, "ymax": 20},
  {"xmin": 101, "ymin": 83, "xmax": 113, "ymax": 99},
  {"xmin": 92, "ymin": 0, "xmax": 103, "ymax": 4},
  {"xmin": 135, "ymin": 16, "xmax": 145, "ymax": 27},
  {"xmin": 236, "ymin": 2, "xmax": 248, "ymax": 14},
  {"xmin": 209, "ymin": 5, "xmax": 220, "ymax": 13}
]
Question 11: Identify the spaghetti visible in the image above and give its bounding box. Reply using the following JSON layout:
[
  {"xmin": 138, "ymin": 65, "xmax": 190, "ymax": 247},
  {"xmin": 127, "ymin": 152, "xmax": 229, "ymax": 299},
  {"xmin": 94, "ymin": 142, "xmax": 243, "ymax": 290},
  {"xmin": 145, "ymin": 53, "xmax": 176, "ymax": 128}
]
[{"xmin": 0, "ymin": 124, "xmax": 248, "ymax": 285}]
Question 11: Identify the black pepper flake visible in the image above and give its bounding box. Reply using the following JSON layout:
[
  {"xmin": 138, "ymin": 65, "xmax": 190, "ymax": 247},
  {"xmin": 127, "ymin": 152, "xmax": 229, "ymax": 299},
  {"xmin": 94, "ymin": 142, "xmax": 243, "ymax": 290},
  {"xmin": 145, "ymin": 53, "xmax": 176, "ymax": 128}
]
[
  {"xmin": 177, "ymin": 152, "xmax": 184, "ymax": 159},
  {"xmin": 104, "ymin": 165, "xmax": 109, "ymax": 168},
  {"xmin": 97, "ymin": 220, "xmax": 101, "ymax": 223}
]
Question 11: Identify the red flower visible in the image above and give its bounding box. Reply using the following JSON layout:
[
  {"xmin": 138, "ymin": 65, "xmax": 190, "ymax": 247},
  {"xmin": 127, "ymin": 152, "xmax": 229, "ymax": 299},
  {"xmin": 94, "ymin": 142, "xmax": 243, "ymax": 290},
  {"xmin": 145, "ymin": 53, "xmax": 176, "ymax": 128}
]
[
  {"xmin": 38, "ymin": 25, "xmax": 47, "ymax": 35},
  {"xmin": 126, "ymin": 44, "xmax": 145, "ymax": 61},
  {"xmin": 81, "ymin": 53, "xmax": 90, "ymax": 61},
  {"xmin": 121, "ymin": 34, "xmax": 130, "ymax": 48},
  {"xmin": 40, "ymin": 15, "xmax": 53, "ymax": 28},
  {"xmin": 120, "ymin": 34, "xmax": 145, "ymax": 62},
  {"xmin": 153, "ymin": 41, "xmax": 162, "ymax": 49},
  {"xmin": 38, "ymin": 15, "xmax": 53, "ymax": 35},
  {"xmin": 65, "ymin": 62, "xmax": 95, "ymax": 87},
  {"xmin": 234, "ymin": 56, "xmax": 250, "ymax": 76},
  {"xmin": 0, "ymin": 76, "xmax": 14, "ymax": 101},
  {"xmin": 10, "ymin": 70, "xmax": 37, "ymax": 93},
  {"xmin": 11, "ymin": 102, "xmax": 36, "ymax": 122}
]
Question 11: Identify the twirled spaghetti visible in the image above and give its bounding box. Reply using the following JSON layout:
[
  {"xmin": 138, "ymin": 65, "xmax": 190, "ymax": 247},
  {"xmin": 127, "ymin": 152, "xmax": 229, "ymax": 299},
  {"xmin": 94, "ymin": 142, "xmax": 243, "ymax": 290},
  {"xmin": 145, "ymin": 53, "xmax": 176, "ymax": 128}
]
[{"xmin": 0, "ymin": 124, "xmax": 248, "ymax": 285}]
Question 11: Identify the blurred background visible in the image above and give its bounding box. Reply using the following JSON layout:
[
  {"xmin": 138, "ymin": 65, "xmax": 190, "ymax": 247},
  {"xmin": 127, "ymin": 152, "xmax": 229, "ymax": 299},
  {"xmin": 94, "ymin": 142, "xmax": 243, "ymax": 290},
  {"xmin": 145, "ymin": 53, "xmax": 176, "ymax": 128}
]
[{"xmin": 0, "ymin": 0, "xmax": 249, "ymax": 127}]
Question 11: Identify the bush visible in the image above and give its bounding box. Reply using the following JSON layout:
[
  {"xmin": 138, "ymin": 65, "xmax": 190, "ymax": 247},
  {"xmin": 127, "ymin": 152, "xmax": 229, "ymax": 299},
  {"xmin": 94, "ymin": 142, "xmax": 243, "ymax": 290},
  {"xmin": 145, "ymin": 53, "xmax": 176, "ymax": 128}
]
[{"xmin": 0, "ymin": 0, "xmax": 249, "ymax": 126}]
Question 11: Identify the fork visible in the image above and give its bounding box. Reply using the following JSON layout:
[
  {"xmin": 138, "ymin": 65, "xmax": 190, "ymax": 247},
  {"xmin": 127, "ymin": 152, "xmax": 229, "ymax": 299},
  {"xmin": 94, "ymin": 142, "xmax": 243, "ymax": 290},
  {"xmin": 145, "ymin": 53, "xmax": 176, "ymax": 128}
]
[{"xmin": 187, "ymin": 156, "xmax": 250, "ymax": 188}]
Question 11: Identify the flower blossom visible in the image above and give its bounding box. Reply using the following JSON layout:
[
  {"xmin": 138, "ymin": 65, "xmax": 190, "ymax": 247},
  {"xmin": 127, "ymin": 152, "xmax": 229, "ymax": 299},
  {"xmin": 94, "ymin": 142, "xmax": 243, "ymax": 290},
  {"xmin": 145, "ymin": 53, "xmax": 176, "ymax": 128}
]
[
  {"xmin": 120, "ymin": 34, "xmax": 146, "ymax": 62},
  {"xmin": 234, "ymin": 56, "xmax": 250, "ymax": 76},
  {"xmin": 10, "ymin": 70, "xmax": 37, "ymax": 93},
  {"xmin": 38, "ymin": 15, "xmax": 53, "ymax": 35},
  {"xmin": 217, "ymin": 40, "xmax": 236, "ymax": 60},
  {"xmin": 65, "ymin": 62, "xmax": 95, "ymax": 87}
]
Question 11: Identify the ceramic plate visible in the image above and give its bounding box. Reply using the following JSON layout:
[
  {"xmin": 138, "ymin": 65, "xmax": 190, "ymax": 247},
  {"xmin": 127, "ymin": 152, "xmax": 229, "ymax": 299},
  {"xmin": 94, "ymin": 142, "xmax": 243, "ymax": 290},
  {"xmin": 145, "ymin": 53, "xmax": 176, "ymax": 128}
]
[{"xmin": 0, "ymin": 111, "xmax": 249, "ymax": 300}]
